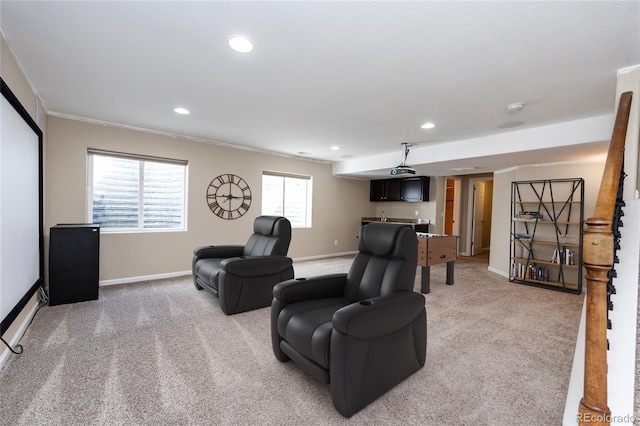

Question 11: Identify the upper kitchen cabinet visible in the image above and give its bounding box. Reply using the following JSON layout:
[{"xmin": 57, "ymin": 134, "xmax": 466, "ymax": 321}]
[
  {"xmin": 370, "ymin": 176, "xmax": 429, "ymax": 202},
  {"xmin": 401, "ymin": 176, "xmax": 430, "ymax": 202},
  {"xmin": 370, "ymin": 178, "xmax": 401, "ymax": 201}
]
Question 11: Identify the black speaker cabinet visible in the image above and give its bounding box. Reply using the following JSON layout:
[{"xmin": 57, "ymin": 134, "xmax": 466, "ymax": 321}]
[{"xmin": 49, "ymin": 224, "xmax": 100, "ymax": 306}]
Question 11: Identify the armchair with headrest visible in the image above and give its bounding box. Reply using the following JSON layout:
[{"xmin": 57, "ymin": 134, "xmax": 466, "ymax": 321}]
[
  {"xmin": 193, "ymin": 215, "xmax": 293, "ymax": 315},
  {"xmin": 271, "ymin": 223, "xmax": 426, "ymax": 417}
]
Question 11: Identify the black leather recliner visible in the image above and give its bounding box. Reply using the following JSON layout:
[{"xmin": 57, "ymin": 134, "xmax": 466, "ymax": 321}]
[
  {"xmin": 193, "ymin": 216, "xmax": 293, "ymax": 315},
  {"xmin": 271, "ymin": 223, "xmax": 426, "ymax": 417}
]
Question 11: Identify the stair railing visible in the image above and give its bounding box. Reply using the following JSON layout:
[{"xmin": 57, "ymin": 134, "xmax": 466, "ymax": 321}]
[{"xmin": 578, "ymin": 91, "xmax": 633, "ymax": 425}]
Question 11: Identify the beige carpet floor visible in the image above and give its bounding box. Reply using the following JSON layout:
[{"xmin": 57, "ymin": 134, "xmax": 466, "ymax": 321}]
[{"xmin": 0, "ymin": 257, "xmax": 584, "ymax": 425}]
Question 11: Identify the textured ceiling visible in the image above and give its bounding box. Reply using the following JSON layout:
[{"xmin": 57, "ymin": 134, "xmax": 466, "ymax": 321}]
[{"xmin": 1, "ymin": 1, "xmax": 639, "ymax": 177}]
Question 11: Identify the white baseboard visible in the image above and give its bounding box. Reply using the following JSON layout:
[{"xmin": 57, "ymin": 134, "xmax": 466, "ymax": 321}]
[
  {"xmin": 292, "ymin": 251, "xmax": 357, "ymax": 262},
  {"xmin": 99, "ymin": 270, "xmax": 191, "ymax": 286},
  {"xmin": 488, "ymin": 265, "xmax": 508, "ymax": 278},
  {"xmin": 0, "ymin": 294, "xmax": 40, "ymax": 370},
  {"xmin": 99, "ymin": 253, "xmax": 358, "ymax": 287}
]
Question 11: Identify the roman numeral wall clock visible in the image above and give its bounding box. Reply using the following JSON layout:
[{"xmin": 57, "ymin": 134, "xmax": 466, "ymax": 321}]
[{"xmin": 206, "ymin": 173, "xmax": 252, "ymax": 220}]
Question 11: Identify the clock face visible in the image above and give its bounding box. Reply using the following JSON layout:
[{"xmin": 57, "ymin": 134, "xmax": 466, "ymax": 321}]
[{"xmin": 206, "ymin": 174, "xmax": 252, "ymax": 220}]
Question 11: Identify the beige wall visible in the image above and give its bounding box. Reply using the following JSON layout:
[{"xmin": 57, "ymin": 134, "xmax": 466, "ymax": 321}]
[
  {"xmin": 488, "ymin": 161, "xmax": 606, "ymax": 278},
  {"xmin": 45, "ymin": 117, "xmax": 373, "ymax": 282},
  {"xmin": 1, "ymin": 35, "xmax": 36, "ymax": 116}
]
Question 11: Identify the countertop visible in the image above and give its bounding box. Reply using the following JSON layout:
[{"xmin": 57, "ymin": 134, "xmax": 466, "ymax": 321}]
[{"xmin": 361, "ymin": 217, "xmax": 430, "ymax": 225}]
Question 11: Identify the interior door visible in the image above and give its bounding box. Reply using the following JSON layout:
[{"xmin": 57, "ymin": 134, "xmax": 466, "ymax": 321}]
[
  {"xmin": 472, "ymin": 182, "xmax": 485, "ymax": 255},
  {"xmin": 444, "ymin": 178, "xmax": 455, "ymax": 235}
]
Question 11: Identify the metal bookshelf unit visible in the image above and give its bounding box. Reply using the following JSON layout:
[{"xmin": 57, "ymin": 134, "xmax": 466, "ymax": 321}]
[{"xmin": 510, "ymin": 178, "xmax": 584, "ymax": 294}]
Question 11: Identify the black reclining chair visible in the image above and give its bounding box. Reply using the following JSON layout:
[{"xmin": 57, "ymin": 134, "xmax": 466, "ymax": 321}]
[
  {"xmin": 193, "ymin": 216, "xmax": 293, "ymax": 315},
  {"xmin": 271, "ymin": 223, "xmax": 426, "ymax": 417}
]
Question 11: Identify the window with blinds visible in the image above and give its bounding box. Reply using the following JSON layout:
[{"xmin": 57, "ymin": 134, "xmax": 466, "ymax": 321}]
[
  {"xmin": 262, "ymin": 171, "xmax": 312, "ymax": 228},
  {"xmin": 88, "ymin": 150, "xmax": 187, "ymax": 231}
]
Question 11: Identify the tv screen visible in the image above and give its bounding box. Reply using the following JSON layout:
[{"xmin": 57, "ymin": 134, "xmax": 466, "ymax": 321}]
[{"xmin": 0, "ymin": 78, "xmax": 44, "ymax": 335}]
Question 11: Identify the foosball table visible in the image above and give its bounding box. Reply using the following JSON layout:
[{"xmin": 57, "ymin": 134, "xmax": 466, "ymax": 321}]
[{"xmin": 417, "ymin": 234, "xmax": 457, "ymax": 294}]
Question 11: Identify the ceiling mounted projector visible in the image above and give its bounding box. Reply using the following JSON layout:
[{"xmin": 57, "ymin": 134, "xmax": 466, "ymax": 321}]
[
  {"xmin": 390, "ymin": 166, "xmax": 416, "ymax": 175},
  {"xmin": 390, "ymin": 143, "xmax": 416, "ymax": 175}
]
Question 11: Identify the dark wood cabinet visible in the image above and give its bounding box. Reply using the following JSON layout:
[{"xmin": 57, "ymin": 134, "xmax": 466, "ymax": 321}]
[
  {"xmin": 49, "ymin": 224, "xmax": 100, "ymax": 306},
  {"xmin": 370, "ymin": 179, "xmax": 387, "ymax": 201},
  {"xmin": 401, "ymin": 177, "xmax": 429, "ymax": 202},
  {"xmin": 370, "ymin": 178, "xmax": 401, "ymax": 201},
  {"xmin": 386, "ymin": 179, "xmax": 401, "ymax": 200},
  {"xmin": 370, "ymin": 176, "xmax": 429, "ymax": 202}
]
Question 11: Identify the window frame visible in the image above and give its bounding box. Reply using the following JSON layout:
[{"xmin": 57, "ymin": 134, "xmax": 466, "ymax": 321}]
[
  {"xmin": 87, "ymin": 149, "xmax": 188, "ymax": 233},
  {"xmin": 261, "ymin": 170, "xmax": 312, "ymax": 229}
]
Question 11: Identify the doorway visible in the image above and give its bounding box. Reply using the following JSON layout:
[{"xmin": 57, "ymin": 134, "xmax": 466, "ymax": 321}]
[
  {"xmin": 467, "ymin": 178, "xmax": 493, "ymax": 256},
  {"xmin": 444, "ymin": 177, "xmax": 461, "ymax": 236}
]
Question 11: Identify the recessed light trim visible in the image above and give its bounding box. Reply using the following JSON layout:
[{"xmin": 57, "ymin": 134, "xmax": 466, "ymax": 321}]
[
  {"xmin": 228, "ymin": 36, "xmax": 254, "ymax": 53},
  {"xmin": 330, "ymin": 146, "xmax": 340, "ymax": 151},
  {"xmin": 421, "ymin": 122, "xmax": 435, "ymax": 129},
  {"xmin": 174, "ymin": 107, "xmax": 190, "ymax": 115}
]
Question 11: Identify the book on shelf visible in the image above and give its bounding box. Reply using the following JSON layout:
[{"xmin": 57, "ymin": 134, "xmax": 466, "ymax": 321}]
[
  {"xmin": 515, "ymin": 211, "xmax": 544, "ymax": 220},
  {"xmin": 513, "ymin": 232, "xmax": 531, "ymax": 240},
  {"xmin": 511, "ymin": 261, "xmax": 550, "ymax": 282},
  {"xmin": 550, "ymin": 249, "xmax": 575, "ymax": 265}
]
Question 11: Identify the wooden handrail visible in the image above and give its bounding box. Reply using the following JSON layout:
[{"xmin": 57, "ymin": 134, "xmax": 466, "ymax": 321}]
[{"xmin": 578, "ymin": 91, "xmax": 632, "ymax": 425}]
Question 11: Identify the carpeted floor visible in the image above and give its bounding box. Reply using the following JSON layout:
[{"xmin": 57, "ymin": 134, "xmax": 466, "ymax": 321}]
[{"xmin": 0, "ymin": 257, "xmax": 584, "ymax": 425}]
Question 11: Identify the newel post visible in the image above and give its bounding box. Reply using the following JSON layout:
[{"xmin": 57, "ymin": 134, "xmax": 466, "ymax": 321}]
[{"xmin": 578, "ymin": 217, "xmax": 612, "ymax": 425}]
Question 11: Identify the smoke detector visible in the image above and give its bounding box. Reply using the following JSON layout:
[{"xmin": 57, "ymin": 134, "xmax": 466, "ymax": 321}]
[{"xmin": 506, "ymin": 102, "xmax": 524, "ymax": 113}]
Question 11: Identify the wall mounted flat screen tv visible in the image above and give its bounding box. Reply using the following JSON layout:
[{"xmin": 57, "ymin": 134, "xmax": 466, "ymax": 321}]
[{"xmin": 0, "ymin": 78, "xmax": 44, "ymax": 335}]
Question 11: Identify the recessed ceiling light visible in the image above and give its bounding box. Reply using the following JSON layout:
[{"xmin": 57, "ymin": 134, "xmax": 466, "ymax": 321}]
[
  {"xmin": 330, "ymin": 146, "xmax": 340, "ymax": 151},
  {"xmin": 421, "ymin": 122, "xmax": 435, "ymax": 129},
  {"xmin": 174, "ymin": 107, "xmax": 190, "ymax": 115},
  {"xmin": 228, "ymin": 36, "xmax": 254, "ymax": 53}
]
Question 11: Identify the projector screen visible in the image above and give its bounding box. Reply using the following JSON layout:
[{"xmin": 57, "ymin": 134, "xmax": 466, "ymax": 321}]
[{"xmin": 0, "ymin": 78, "xmax": 44, "ymax": 335}]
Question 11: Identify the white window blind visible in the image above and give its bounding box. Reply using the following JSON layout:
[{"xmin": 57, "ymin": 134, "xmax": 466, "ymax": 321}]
[
  {"xmin": 262, "ymin": 171, "xmax": 312, "ymax": 228},
  {"xmin": 88, "ymin": 150, "xmax": 187, "ymax": 231}
]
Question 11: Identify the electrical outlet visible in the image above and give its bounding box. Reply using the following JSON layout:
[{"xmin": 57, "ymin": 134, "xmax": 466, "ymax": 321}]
[
  {"xmin": 334, "ymin": 240, "xmax": 338, "ymax": 246},
  {"xmin": 415, "ymin": 210, "xmax": 419, "ymax": 216}
]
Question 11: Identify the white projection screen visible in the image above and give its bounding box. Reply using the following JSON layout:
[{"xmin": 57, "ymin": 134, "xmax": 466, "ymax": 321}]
[{"xmin": 0, "ymin": 78, "xmax": 44, "ymax": 335}]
